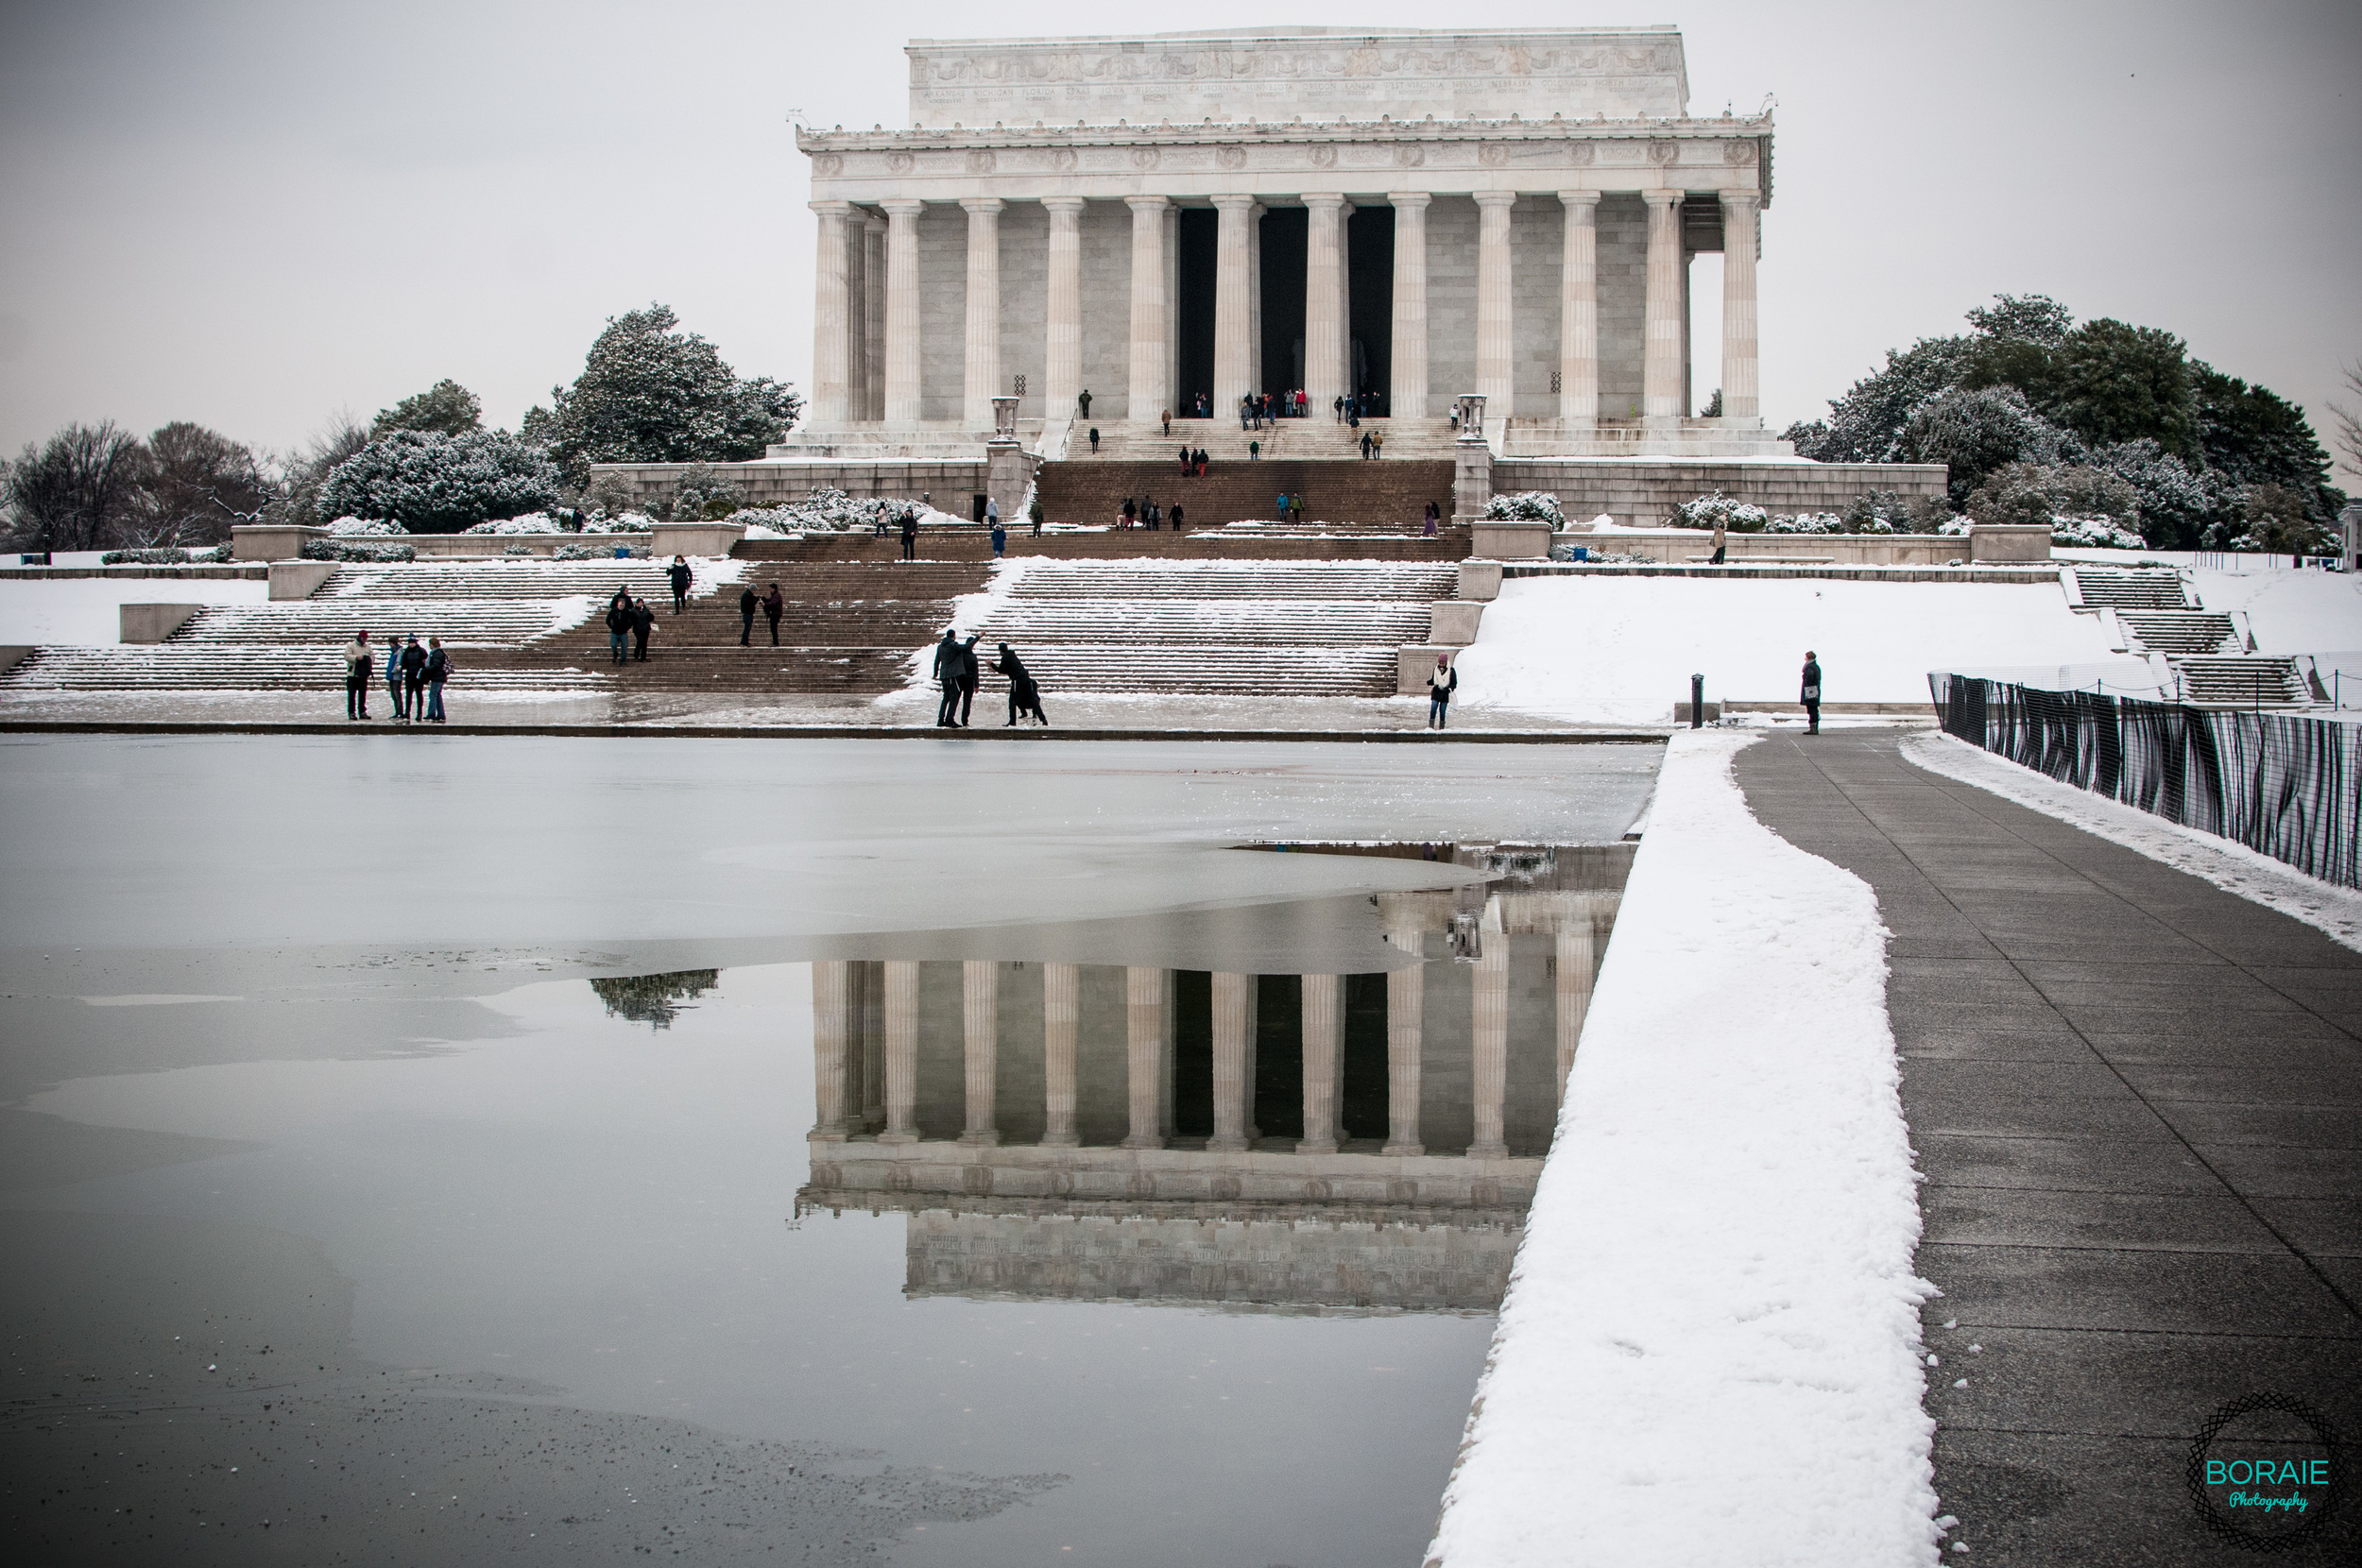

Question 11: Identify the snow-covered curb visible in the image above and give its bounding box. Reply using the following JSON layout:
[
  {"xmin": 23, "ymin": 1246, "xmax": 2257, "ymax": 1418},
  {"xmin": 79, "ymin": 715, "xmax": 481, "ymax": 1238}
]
[
  {"xmin": 1427, "ymin": 730, "xmax": 1939, "ymax": 1568},
  {"xmin": 1899, "ymin": 730, "xmax": 2362, "ymax": 952}
]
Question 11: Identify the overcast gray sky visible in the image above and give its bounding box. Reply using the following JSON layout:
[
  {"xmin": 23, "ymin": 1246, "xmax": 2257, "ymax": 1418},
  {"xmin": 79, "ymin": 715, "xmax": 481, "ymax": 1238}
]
[{"xmin": 3, "ymin": 0, "xmax": 2357, "ymax": 469}]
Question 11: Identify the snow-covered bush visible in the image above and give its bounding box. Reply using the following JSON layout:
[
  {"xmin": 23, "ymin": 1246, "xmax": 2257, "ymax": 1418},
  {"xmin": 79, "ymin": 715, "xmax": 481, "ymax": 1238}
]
[
  {"xmin": 99, "ymin": 545, "xmax": 231, "ymax": 565},
  {"xmin": 1672, "ymin": 493, "xmax": 1768, "ymax": 532},
  {"xmin": 1767, "ymin": 512, "xmax": 1843, "ymax": 535},
  {"xmin": 2050, "ymin": 516, "xmax": 2146, "ymax": 549},
  {"xmin": 300, "ymin": 538, "xmax": 417, "ymax": 563},
  {"xmin": 554, "ymin": 542, "xmax": 608, "ymax": 560},
  {"xmin": 656, "ymin": 466, "xmax": 748, "ymax": 522},
  {"xmin": 320, "ymin": 430, "xmax": 561, "ymax": 534},
  {"xmin": 465, "ymin": 513, "xmax": 564, "ymax": 535},
  {"xmin": 503, "ymin": 542, "xmax": 534, "ymax": 556},
  {"xmin": 1964, "ymin": 461, "xmax": 2137, "ymax": 533},
  {"xmin": 1482, "ymin": 491, "xmax": 1566, "ymax": 525},
  {"xmin": 1936, "ymin": 517, "xmax": 1972, "ymax": 537},
  {"xmin": 326, "ymin": 515, "xmax": 406, "ymax": 536},
  {"xmin": 729, "ymin": 487, "xmax": 910, "ymax": 536}
]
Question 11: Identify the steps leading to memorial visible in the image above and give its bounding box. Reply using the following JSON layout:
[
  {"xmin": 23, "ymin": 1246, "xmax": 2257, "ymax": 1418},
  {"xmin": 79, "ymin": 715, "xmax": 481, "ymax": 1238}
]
[
  {"xmin": 732, "ymin": 531, "xmax": 1468, "ymax": 563},
  {"xmin": 1072, "ymin": 417, "xmax": 1462, "ymax": 463},
  {"xmin": 1036, "ymin": 457, "xmax": 1454, "ymax": 535},
  {"xmin": 2168, "ymin": 656, "xmax": 2309, "ymax": 707}
]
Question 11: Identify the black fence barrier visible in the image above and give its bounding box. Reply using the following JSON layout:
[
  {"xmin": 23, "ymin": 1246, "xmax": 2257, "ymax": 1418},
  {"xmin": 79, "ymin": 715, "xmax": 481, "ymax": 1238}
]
[{"xmin": 1930, "ymin": 673, "xmax": 2360, "ymax": 890}]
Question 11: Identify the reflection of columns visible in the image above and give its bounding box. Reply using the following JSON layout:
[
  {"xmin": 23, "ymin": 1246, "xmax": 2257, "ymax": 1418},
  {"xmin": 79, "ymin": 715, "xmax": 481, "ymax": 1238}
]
[
  {"xmin": 881, "ymin": 198, "xmax": 925, "ymax": 425},
  {"xmin": 1388, "ymin": 193, "xmax": 1430, "ymax": 419},
  {"xmin": 1298, "ymin": 975, "xmax": 1344, "ymax": 1154},
  {"xmin": 1042, "ymin": 198, "xmax": 1085, "ymax": 420},
  {"xmin": 1720, "ymin": 192, "xmax": 1761, "ymax": 421},
  {"xmin": 1556, "ymin": 915, "xmax": 1596, "ymax": 1101},
  {"xmin": 1123, "ymin": 966, "xmax": 1170, "ymax": 1150},
  {"xmin": 862, "ymin": 215, "xmax": 887, "ymax": 421},
  {"xmin": 1469, "ymin": 903, "xmax": 1509, "ymax": 1157},
  {"xmin": 809, "ymin": 202, "xmax": 852, "ymax": 426},
  {"xmin": 812, "ymin": 960, "xmax": 852, "ymax": 1137},
  {"xmin": 1211, "ymin": 196, "xmax": 1256, "ymax": 415},
  {"xmin": 1558, "ymin": 191, "xmax": 1600, "ymax": 425},
  {"xmin": 1303, "ymin": 195, "xmax": 1347, "ymax": 414},
  {"xmin": 960, "ymin": 960, "xmax": 1000, "ymax": 1145},
  {"xmin": 1208, "ymin": 971, "xmax": 1258, "ymax": 1150},
  {"xmin": 1041, "ymin": 963, "xmax": 1081, "ymax": 1146},
  {"xmin": 1474, "ymin": 192, "xmax": 1516, "ymax": 419},
  {"xmin": 858, "ymin": 961, "xmax": 883, "ymax": 1130},
  {"xmin": 960, "ymin": 198, "xmax": 1003, "ymax": 432},
  {"xmin": 1642, "ymin": 190, "xmax": 1685, "ymax": 424},
  {"xmin": 1383, "ymin": 925, "xmax": 1426, "ymax": 1155},
  {"xmin": 1125, "ymin": 196, "xmax": 1171, "ymax": 421},
  {"xmin": 880, "ymin": 960, "xmax": 920, "ymax": 1142}
]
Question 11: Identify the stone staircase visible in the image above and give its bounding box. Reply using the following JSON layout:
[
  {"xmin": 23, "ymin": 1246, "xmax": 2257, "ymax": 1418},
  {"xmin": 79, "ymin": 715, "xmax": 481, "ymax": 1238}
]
[
  {"xmin": 2117, "ymin": 611, "xmax": 2238, "ymax": 656},
  {"xmin": 1036, "ymin": 454, "xmax": 1455, "ymax": 537},
  {"xmin": 733, "ymin": 529, "xmax": 1466, "ymax": 563},
  {"xmin": 2074, "ymin": 568, "xmax": 2190, "ymax": 610},
  {"xmin": 1073, "ymin": 417, "xmax": 1463, "ymax": 463},
  {"xmin": 966, "ymin": 559, "xmax": 1459, "ymax": 697},
  {"xmin": 2170, "ymin": 656, "xmax": 2310, "ymax": 707}
]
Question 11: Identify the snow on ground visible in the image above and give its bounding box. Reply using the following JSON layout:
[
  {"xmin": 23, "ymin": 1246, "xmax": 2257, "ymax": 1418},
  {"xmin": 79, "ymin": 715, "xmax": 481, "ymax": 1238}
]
[
  {"xmin": 1427, "ymin": 730, "xmax": 1938, "ymax": 1568},
  {"xmin": 0, "ymin": 578, "xmax": 270, "ymax": 646},
  {"xmin": 1455, "ymin": 576, "xmax": 2114, "ymax": 724},
  {"xmin": 2186, "ymin": 565, "xmax": 2362, "ymax": 654},
  {"xmin": 1899, "ymin": 730, "xmax": 2362, "ymax": 950}
]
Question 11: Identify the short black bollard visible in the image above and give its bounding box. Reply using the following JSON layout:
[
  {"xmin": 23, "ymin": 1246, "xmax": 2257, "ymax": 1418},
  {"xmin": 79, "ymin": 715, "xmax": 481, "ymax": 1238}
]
[{"xmin": 1690, "ymin": 673, "xmax": 1704, "ymax": 728}]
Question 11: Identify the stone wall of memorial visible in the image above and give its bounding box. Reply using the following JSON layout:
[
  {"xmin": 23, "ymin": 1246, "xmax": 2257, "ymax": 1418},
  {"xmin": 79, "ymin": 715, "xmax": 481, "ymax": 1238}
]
[
  {"xmin": 1079, "ymin": 201, "xmax": 1133, "ymax": 418},
  {"xmin": 1509, "ymin": 196, "xmax": 1565, "ymax": 417},
  {"xmin": 1425, "ymin": 196, "xmax": 1480, "ymax": 417},
  {"xmin": 999, "ymin": 202, "xmax": 1051, "ymax": 424},
  {"xmin": 1597, "ymin": 195, "xmax": 1651, "ymax": 418}
]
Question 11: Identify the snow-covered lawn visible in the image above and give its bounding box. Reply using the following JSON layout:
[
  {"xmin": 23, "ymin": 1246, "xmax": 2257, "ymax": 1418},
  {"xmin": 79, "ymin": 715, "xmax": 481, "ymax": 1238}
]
[
  {"xmin": 0, "ymin": 579, "xmax": 270, "ymax": 646},
  {"xmin": 1900, "ymin": 731, "xmax": 2362, "ymax": 951},
  {"xmin": 1427, "ymin": 730, "xmax": 1938, "ymax": 1568},
  {"xmin": 1456, "ymin": 576, "xmax": 2114, "ymax": 724}
]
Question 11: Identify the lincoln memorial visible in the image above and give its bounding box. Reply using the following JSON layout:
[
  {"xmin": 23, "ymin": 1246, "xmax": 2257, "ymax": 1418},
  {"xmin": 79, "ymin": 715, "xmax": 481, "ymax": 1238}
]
[{"xmin": 794, "ymin": 26, "xmax": 1779, "ymax": 459}]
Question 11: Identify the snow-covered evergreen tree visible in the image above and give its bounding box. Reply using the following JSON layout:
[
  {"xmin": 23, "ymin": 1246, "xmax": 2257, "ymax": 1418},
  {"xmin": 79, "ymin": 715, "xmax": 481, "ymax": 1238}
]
[
  {"xmin": 522, "ymin": 305, "xmax": 800, "ymax": 486},
  {"xmin": 320, "ymin": 430, "xmax": 560, "ymax": 534}
]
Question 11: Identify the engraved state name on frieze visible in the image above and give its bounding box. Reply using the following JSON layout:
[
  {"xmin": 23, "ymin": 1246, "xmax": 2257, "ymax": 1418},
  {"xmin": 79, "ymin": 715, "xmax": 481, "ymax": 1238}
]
[{"xmin": 915, "ymin": 43, "xmax": 1679, "ymax": 86}]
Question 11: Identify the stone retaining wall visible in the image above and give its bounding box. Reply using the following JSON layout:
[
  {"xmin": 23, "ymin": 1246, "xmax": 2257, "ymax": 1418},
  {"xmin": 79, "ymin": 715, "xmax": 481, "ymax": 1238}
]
[
  {"xmin": 590, "ymin": 459, "xmax": 991, "ymax": 511},
  {"xmin": 1496, "ymin": 458, "xmax": 1948, "ymax": 527}
]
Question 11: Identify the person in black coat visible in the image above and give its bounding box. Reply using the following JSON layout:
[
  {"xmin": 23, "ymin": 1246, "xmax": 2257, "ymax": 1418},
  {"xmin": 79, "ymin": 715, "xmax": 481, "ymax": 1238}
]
[
  {"xmin": 1801, "ymin": 652, "xmax": 1823, "ymax": 734},
  {"xmin": 956, "ymin": 634, "xmax": 982, "ymax": 725},
  {"xmin": 667, "ymin": 555, "xmax": 693, "ymax": 613},
  {"xmin": 400, "ymin": 636, "xmax": 428, "ymax": 715},
  {"xmin": 630, "ymin": 598, "xmax": 655, "ymax": 661},
  {"xmin": 932, "ymin": 628, "xmax": 964, "ymax": 727},
  {"xmin": 739, "ymin": 586, "xmax": 757, "ymax": 645},
  {"xmin": 899, "ymin": 509, "xmax": 918, "ymax": 561},
  {"xmin": 762, "ymin": 584, "xmax": 784, "ymax": 646},
  {"xmin": 995, "ymin": 642, "xmax": 1048, "ymax": 725}
]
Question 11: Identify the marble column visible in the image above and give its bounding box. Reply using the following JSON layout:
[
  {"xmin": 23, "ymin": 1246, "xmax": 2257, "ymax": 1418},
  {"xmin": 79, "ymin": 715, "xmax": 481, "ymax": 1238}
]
[
  {"xmin": 1642, "ymin": 189, "xmax": 1685, "ymax": 424},
  {"xmin": 1720, "ymin": 192, "xmax": 1761, "ymax": 422},
  {"xmin": 1123, "ymin": 966, "xmax": 1169, "ymax": 1150},
  {"xmin": 1208, "ymin": 971, "xmax": 1258, "ymax": 1151},
  {"xmin": 1211, "ymin": 195, "xmax": 1257, "ymax": 417},
  {"xmin": 863, "ymin": 215, "xmax": 887, "ymax": 421},
  {"xmin": 1303, "ymin": 194, "xmax": 1347, "ymax": 416},
  {"xmin": 960, "ymin": 198, "xmax": 1003, "ymax": 433},
  {"xmin": 1387, "ymin": 193, "xmax": 1430, "ymax": 420},
  {"xmin": 1469, "ymin": 904, "xmax": 1509, "ymax": 1157},
  {"xmin": 858, "ymin": 961, "xmax": 883, "ymax": 1131},
  {"xmin": 1383, "ymin": 923, "xmax": 1426, "ymax": 1156},
  {"xmin": 1125, "ymin": 196, "xmax": 1171, "ymax": 421},
  {"xmin": 1557, "ymin": 191, "xmax": 1600, "ymax": 426},
  {"xmin": 880, "ymin": 959, "xmax": 920, "ymax": 1143},
  {"xmin": 1040, "ymin": 962, "xmax": 1081, "ymax": 1147},
  {"xmin": 960, "ymin": 960, "xmax": 1000, "ymax": 1146},
  {"xmin": 1042, "ymin": 197, "xmax": 1085, "ymax": 422},
  {"xmin": 881, "ymin": 198, "xmax": 925, "ymax": 425},
  {"xmin": 811, "ymin": 960, "xmax": 852, "ymax": 1138},
  {"xmin": 1556, "ymin": 914, "xmax": 1596, "ymax": 1101},
  {"xmin": 809, "ymin": 201, "xmax": 853, "ymax": 426},
  {"xmin": 1298, "ymin": 974, "xmax": 1344, "ymax": 1154},
  {"xmin": 1247, "ymin": 205, "xmax": 1264, "ymax": 393},
  {"xmin": 1474, "ymin": 192, "xmax": 1516, "ymax": 420},
  {"xmin": 844, "ymin": 213, "xmax": 868, "ymax": 428},
  {"xmin": 1163, "ymin": 204, "xmax": 1179, "ymax": 413}
]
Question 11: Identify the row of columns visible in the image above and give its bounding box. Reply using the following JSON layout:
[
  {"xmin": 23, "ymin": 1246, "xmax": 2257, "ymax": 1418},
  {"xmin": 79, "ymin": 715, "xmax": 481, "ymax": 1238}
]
[
  {"xmin": 811, "ymin": 190, "xmax": 1761, "ymax": 430},
  {"xmin": 810, "ymin": 938, "xmax": 1600, "ymax": 1153}
]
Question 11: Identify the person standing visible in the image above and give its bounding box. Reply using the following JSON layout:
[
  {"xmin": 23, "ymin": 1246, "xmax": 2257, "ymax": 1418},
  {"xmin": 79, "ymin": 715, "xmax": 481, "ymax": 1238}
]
[
  {"xmin": 1161, "ymin": 408, "xmax": 1172, "ymax": 437},
  {"xmin": 1121, "ymin": 497, "xmax": 1137, "ymax": 528},
  {"xmin": 899, "ymin": 508, "xmax": 918, "ymax": 561},
  {"xmin": 630, "ymin": 597, "xmax": 655, "ymax": 661},
  {"xmin": 739, "ymin": 585, "xmax": 758, "ymax": 646},
  {"xmin": 401, "ymin": 635, "xmax": 428, "ymax": 714},
  {"xmin": 1249, "ymin": 438, "xmax": 1259, "ymax": 462},
  {"xmin": 1424, "ymin": 501, "xmax": 1441, "ymax": 537},
  {"xmin": 989, "ymin": 515, "xmax": 1006, "ymax": 558},
  {"xmin": 423, "ymin": 638, "xmax": 449, "ymax": 723},
  {"xmin": 1801, "ymin": 651, "xmax": 1823, "ymax": 734},
  {"xmin": 1077, "ymin": 388, "xmax": 1092, "ymax": 420},
  {"xmin": 762, "ymin": 583, "xmax": 784, "ymax": 647},
  {"xmin": 932, "ymin": 628, "xmax": 965, "ymax": 727},
  {"xmin": 1427, "ymin": 654, "xmax": 1458, "ymax": 730},
  {"xmin": 1178, "ymin": 443, "xmax": 1191, "ymax": 477},
  {"xmin": 667, "ymin": 554, "xmax": 693, "ymax": 614},
  {"xmin": 957, "ymin": 633, "xmax": 982, "ymax": 726},
  {"xmin": 385, "ymin": 639, "xmax": 406, "ymax": 718},
  {"xmin": 1711, "ymin": 520, "xmax": 1727, "ymax": 566},
  {"xmin": 344, "ymin": 630, "xmax": 372, "ymax": 720},
  {"xmin": 1240, "ymin": 394, "xmax": 1252, "ymax": 433},
  {"xmin": 1088, "ymin": 426, "xmax": 1100, "ymax": 453},
  {"xmin": 984, "ymin": 496, "xmax": 999, "ymax": 533},
  {"xmin": 1333, "ymin": 394, "xmax": 1344, "ymax": 423},
  {"xmin": 1372, "ymin": 428, "xmax": 1385, "ymax": 459},
  {"xmin": 1275, "ymin": 490, "xmax": 1289, "ymax": 522},
  {"xmin": 1360, "ymin": 431, "xmax": 1372, "ymax": 460},
  {"xmin": 1170, "ymin": 503, "xmax": 1184, "ymax": 533}
]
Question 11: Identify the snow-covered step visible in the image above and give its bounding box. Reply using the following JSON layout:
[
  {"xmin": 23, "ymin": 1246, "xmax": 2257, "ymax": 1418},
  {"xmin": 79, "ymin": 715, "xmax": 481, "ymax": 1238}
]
[
  {"xmin": 177, "ymin": 601, "xmax": 589, "ymax": 646},
  {"xmin": 1, "ymin": 646, "xmax": 609, "ymax": 691},
  {"xmin": 2074, "ymin": 570, "xmax": 2189, "ymax": 610},
  {"xmin": 2170, "ymin": 656, "xmax": 2307, "ymax": 707},
  {"xmin": 2117, "ymin": 612, "xmax": 2236, "ymax": 656}
]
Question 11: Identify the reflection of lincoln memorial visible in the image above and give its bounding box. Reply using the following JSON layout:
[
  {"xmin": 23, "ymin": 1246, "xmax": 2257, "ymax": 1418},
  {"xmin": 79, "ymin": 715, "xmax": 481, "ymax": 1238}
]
[{"xmin": 798, "ymin": 846, "xmax": 1626, "ymax": 1311}]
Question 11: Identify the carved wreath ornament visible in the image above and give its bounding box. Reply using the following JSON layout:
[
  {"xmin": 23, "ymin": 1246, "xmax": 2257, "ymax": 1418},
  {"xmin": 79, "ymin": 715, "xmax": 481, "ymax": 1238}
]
[
  {"xmin": 812, "ymin": 153, "xmax": 844, "ymax": 177},
  {"xmin": 1131, "ymin": 147, "xmax": 1160, "ymax": 170},
  {"xmin": 1216, "ymin": 145, "xmax": 1246, "ymax": 170},
  {"xmin": 886, "ymin": 151, "xmax": 915, "ymax": 174},
  {"xmin": 1479, "ymin": 144, "xmax": 1510, "ymax": 168},
  {"xmin": 1309, "ymin": 145, "xmax": 1339, "ymax": 168},
  {"xmin": 967, "ymin": 149, "xmax": 996, "ymax": 174}
]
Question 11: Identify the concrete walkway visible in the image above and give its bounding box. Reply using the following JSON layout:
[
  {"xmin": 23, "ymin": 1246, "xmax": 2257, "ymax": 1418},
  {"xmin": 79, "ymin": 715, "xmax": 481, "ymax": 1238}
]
[{"xmin": 1734, "ymin": 731, "xmax": 2360, "ymax": 1565}]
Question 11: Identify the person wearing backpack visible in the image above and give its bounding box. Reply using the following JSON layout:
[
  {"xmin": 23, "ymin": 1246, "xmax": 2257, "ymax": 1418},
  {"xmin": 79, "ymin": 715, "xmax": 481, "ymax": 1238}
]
[{"xmin": 423, "ymin": 638, "xmax": 450, "ymax": 723}]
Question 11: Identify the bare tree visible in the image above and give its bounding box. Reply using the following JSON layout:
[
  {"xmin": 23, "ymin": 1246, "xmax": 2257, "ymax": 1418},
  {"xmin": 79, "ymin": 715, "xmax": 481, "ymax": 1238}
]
[
  {"xmin": 120, "ymin": 421, "xmax": 270, "ymax": 548},
  {"xmin": 261, "ymin": 412, "xmax": 370, "ymax": 529},
  {"xmin": 2329, "ymin": 360, "xmax": 2362, "ymax": 486},
  {"xmin": 3, "ymin": 422, "xmax": 146, "ymax": 552}
]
